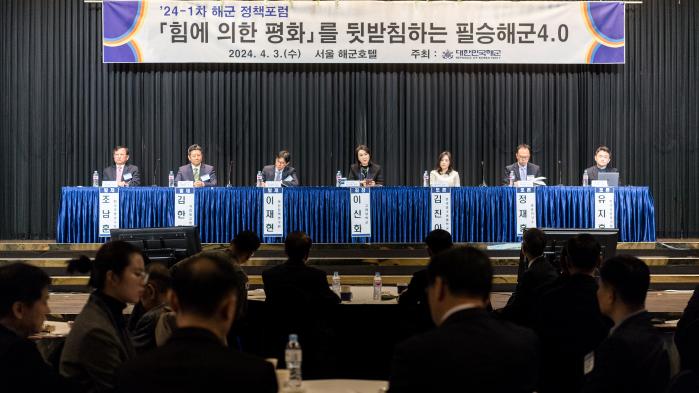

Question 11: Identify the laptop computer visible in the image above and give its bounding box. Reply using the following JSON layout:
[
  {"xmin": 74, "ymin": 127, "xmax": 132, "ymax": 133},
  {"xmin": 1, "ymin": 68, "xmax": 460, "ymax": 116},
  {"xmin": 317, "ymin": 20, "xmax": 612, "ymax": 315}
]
[{"xmin": 598, "ymin": 172, "xmax": 619, "ymax": 187}]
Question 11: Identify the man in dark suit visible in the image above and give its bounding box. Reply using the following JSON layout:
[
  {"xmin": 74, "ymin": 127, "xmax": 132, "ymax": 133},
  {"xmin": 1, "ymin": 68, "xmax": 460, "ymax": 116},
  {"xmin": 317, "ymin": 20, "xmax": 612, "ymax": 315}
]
[
  {"xmin": 389, "ymin": 247, "xmax": 540, "ymax": 393},
  {"xmin": 260, "ymin": 150, "xmax": 299, "ymax": 187},
  {"xmin": 174, "ymin": 144, "xmax": 217, "ymax": 187},
  {"xmin": 0, "ymin": 263, "xmax": 78, "ymax": 393},
  {"xmin": 102, "ymin": 146, "xmax": 140, "ymax": 186},
  {"xmin": 128, "ymin": 263, "xmax": 171, "ymax": 354},
  {"xmin": 585, "ymin": 145, "xmax": 619, "ymax": 181},
  {"xmin": 398, "ymin": 229, "xmax": 453, "ymax": 332},
  {"xmin": 115, "ymin": 252, "xmax": 278, "ymax": 393},
  {"xmin": 503, "ymin": 143, "xmax": 542, "ymax": 184},
  {"xmin": 500, "ymin": 228, "xmax": 559, "ymax": 327},
  {"xmin": 535, "ymin": 234, "xmax": 611, "ymax": 393},
  {"xmin": 582, "ymin": 255, "xmax": 672, "ymax": 393},
  {"xmin": 262, "ymin": 231, "xmax": 340, "ymax": 377}
]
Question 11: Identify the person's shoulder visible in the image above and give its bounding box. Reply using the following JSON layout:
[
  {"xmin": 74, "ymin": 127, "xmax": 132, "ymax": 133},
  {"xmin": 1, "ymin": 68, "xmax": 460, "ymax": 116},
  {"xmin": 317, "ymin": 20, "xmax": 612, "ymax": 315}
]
[
  {"xmin": 505, "ymin": 162, "xmax": 516, "ymax": 170},
  {"xmin": 372, "ymin": 163, "xmax": 382, "ymax": 170},
  {"xmin": 127, "ymin": 164, "xmax": 139, "ymax": 170},
  {"xmin": 177, "ymin": 164, "xmax": 189, "ymax": 171},
  {"xmin": 262, "ymin": 164, "xmax": 274, "ymax": 171},
  {"xmin": 204, "ymin": 163, "xmax": 215, "ymax": 170}
]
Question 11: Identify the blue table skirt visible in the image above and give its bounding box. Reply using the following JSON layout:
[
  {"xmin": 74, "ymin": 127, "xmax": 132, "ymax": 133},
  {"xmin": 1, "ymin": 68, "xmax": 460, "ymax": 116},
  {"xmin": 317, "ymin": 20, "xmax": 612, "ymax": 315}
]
[{"xmin": 56, "ymin": 186, "xmax": 656, "ymax": 243}]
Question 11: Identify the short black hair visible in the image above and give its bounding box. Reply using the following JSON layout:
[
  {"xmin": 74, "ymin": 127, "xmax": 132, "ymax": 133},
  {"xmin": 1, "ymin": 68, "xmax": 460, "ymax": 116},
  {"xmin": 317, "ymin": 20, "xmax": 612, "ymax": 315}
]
[
  {"xmin": 425, "ymin": 229, "xmax": 453, "ymax": 256},
  {"xmin": 516, "ymin": 144, "xmax": 531, "ymax": 154},
  {"xmin": 146, "ymin": 262, "xmax": 171, "ymax": 294},
  {"xmin": 285, "ymin": 231, "xmax": 312, "ymax": 261},
  {"xmin": 276, "ymin": 150, "xmax": 291, "ymax": 163},
  {"xmin": 566, "ymin": 234, "xmax": 601, "ymax": 272},
  {"xmin": 113, "ymin": 146, "xmax": 129, "ymax": 155},
  {"xmin": 67, "ymin": 241, "xmax": 143, "ymax": 290},
  {"xmin": 230, "ymin": 230, "xmax": 261, "ymax": 255},
  {"xmin": 427, "ymin": 247, "xmax": 493, "ymax": 300},
  {"xmin": 522, "ymin": 228, "xmax": 546, "ymax": 258},
  {"xmin": 595, "ymin": 145, "xmax": 611, "ymax": 156},
  {"xmin": 599, "ymin": 255, "xmax": 650, "ymax": 308},
  {"xmin": 187, "ymin": 144, "xmax": 203, "ymax": 155},
  {"xmin": 0, "ymin": 263, "xmax": 51, "ymax": 318},
  {"xmin": 171, "ymin": 251, "xmax": 241, "ymax": 317}
]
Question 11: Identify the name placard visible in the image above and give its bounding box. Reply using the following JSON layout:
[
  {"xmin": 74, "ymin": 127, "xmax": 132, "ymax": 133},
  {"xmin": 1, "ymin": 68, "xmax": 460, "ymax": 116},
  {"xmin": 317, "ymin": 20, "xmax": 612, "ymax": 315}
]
[
  {"xmin": 350, "ymin": 188, "xmax": 371, "ymax": 237},
  {"xmin": 98, "ymin": 187, "xmax": 120, "ymax": 237},
  {"xmin": 430, "ymin": 187, "xmax": 452, "ymax": 233},
  {"xmin": 174, "ymin": 187, "xmax": 196, "ymax": 226},
  {"xmin": 263, "ymin": 187, "xmax": 284, "ymax": 237},
  {"xmin": 594, "ymin": 187, "xmax": 615, "ymax": 229},
  {"xmin": 515, "ymin": 187, "xmax": 537, "ymax": 236}
]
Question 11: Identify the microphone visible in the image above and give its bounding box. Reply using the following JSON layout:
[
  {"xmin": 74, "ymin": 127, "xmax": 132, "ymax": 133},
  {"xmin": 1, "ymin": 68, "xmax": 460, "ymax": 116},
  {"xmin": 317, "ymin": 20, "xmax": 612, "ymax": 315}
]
[
  {"xmin": 480, "ymin": 161, "xmax": 487, "ymax": 187},
  {"xmin": 557, "ymin": 160, "xmax": 563, "ymax": 186},
  {"xmin": 152, "ymin": 158, "xmax": 160, "ymax": 186},
  {"xmin": 227, "ymin": 160, "xmax": 234, "ymax": 187}
]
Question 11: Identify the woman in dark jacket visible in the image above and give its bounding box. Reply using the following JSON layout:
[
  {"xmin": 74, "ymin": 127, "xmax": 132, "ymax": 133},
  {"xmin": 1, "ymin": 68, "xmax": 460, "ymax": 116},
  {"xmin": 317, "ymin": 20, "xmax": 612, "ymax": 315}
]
[{"xmin": 347, "ymin": 144, "xmax": 384, "ymax": 186}]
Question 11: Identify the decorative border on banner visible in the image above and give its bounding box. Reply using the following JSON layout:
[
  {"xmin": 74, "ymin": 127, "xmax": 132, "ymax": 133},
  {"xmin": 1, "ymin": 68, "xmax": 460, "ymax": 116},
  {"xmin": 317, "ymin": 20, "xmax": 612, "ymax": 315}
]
[{"xmin": 103, "ymin": 0, "xmax": 148, "ymax": 62}]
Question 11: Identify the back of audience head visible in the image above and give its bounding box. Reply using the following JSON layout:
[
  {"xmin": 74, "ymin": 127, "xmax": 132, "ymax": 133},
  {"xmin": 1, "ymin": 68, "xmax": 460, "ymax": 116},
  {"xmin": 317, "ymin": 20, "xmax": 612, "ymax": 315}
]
[
  {"xmin": 563, "ymin": 234, "xmax": 602, "ymax": 275},
  {"xmin": 170, "ymin": 251, "xmax": 242, "ymax": 340},
  {"xmin": 522, "ymin": 228, "xmax": 546, "ymax": 260},
  {"xmin": 285, "ymin": 231, "xmax": 312, "ymax": 263},
  {"xmin": 228, "ymin": 230, "xmax": 261, "ymax": 264},
  {"xmin": 597, "ymin": 255, "xmax": 650, "ymax": 321},
  {"xmin": 425, "ymin": 229, "xmax": 453, "ymax": 256},
  {"xmin": 67, "ymin": 240, "xmax": 146, "ymax": 304},
  {"xmin": 141, "ymin": 263, "xmax": 171, "ymax": 311},
  {"xmin": 426, "ymin": 247, "xmax": 493, "ymax": 326},
  {"xmin": 0, "ymin": 263, "xmax": 51, "ymax": 337}
]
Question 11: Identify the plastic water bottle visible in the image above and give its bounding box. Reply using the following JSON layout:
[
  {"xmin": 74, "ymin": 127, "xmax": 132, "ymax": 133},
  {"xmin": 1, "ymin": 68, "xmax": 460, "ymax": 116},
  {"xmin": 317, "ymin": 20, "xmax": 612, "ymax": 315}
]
[
  {"xmin": 332, "ymin": 271, "xmax": 341, "ymax": 295},
  {"xmin": 508, "ymin": 170, "xmax": 515, "ymax": 187},
  {"xmin": 256, "ymin": 171, "xmax": 263, "ymax": 187},
  {"xmin": 373, "ymin": 272, "xmax": 382, "ymax": 300},
  {"xmin": 336, "ymin": 171, "xmax": 342, "ymax": 187},
  {"xmin": 423, "ymin": 171, "xmax": 429, "ymax": 187},
  {"xmin": 92, "ymin": 171, "xmax": 99, "ymax": 187},
  {"xmin": 285, "ymin": 334, "xmax": 302, "ymax": 388},
  {"xmin": 168, "ymin": 171, "xmax": 175, "ymax": 188},
  {"xmin": 582, "ymin": 169, "xmax": 589, "ymax": 187}
]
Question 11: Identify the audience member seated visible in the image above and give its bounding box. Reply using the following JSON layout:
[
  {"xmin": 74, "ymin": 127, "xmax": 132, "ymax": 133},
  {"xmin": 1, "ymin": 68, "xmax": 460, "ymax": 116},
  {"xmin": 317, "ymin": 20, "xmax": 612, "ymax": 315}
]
[
  {"xmin": 676, "ymin": 284, "xmax": 699, "ymax": 372},
  {"xmin": 60, "ymin": 241, "xmax": 146, "ymax": 393},
  {"xmin": 388, "ymin": 247, "xmax": 540, "ymax": 393},
  {"xmin": 128, "ymin": 263, "xmax": 171, "ymax": 353},
  {"xmin": 0, "ymin": 263, "xmax": 80, "ymax": 393},
  {"xmin": 226, "ymin": 230, "xmax": 261, "ymax": 350},
  {"xmin": 535, "ymin": 234, "xmax": 611, "ymax": 393},
  {"xmin": 582, "ymin": 255, "xmax": 672, "ymax": 393},
  {"xmin": 115, "ymin": 252, "xmax": 277, "ymax": 393},
  {"xmin": 398, "ymin": 229, "xmax": 453, "ymax": 331},
  {"xmin": 500, "ymin": 228, "xmax": 559, "ymax": 327},
  {"xmin": 262, "ymin": 231, "xmax": 340, "ymax": 378}
]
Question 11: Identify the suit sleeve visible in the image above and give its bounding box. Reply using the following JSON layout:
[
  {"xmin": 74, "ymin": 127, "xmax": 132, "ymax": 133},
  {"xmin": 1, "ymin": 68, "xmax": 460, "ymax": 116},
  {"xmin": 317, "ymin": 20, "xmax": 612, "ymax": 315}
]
[
  {"xmin": 581, "ymin": 338, "xmax": 624, "ymax": 393},
  {"xmin": 316, "ymin": 270, "xmax": 341, "ymax": 305},
  {"xmin": 501, "ymin": 269, "xmax": 536, "ymax": 325},
  {"xmin": 347, "ymin": 166, "xmax": 357, "ymax": 180},
  {"xmin": 373, "ymin": 165, "xmax": 385, "ymax": 185},
  {"xmin": 77, "ymin": 328, "xmax": 128, "ymax": 393},
  {"xmin": 175, "ymin": 168, "xmax": 184, "ymax": 182},
  {"xmin": 283, "ymin": 167, "xmax": 299, "ymax": 187},
  {"xmin": 102, "ymin": 167, "xmax": 113, "ymax": 182},
  {"xmin": 205, "ymin": 167, "xmax": 217, "ymax": 186},
  {"xmin": 453, "ymin": 172, "xmax": 461, "ymax": 187},
  {"xmin": 129, "ymin": 166, "xmax": 141, "ymax": 186}
]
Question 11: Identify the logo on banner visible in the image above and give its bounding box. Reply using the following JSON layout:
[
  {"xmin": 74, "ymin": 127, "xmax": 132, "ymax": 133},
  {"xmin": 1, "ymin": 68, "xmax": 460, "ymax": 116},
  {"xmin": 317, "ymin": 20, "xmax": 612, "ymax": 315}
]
[
  {"xmin": 431, "ymin": 187, "xmax": 452, "ymax": 233},
  {"xmin": 98, "ymin": 187, "xmax": 120, "ymax": 237},
  {"xmin": 594, "ymin": 187, "xmax": 615, "ymax": 229},
  {"xmin": 350, "ymin": 188, "xmax": 371, "ymax": 237},
  {"xmin": 263, "ymin": 187, "xmax": 284, "ymax": 237},
  {"xmin": 174, "ymin": 188, "xmax": 196, "ymax": 226},
  {"xmin": 515, "ymin": 187, "xmax": 537, "ymax": 236}
]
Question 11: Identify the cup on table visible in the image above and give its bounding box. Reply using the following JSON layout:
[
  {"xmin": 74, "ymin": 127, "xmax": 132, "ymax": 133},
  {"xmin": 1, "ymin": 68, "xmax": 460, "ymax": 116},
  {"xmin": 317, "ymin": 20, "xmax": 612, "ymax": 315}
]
[
  {"xmin": 265, "ymin": 358, "xmax": 278, "ymax": 369},
  {"xmin": 397, "ymin": 282, "xmax": 408, "ymax": 295},
  {"xmin": 340, "ymin": 285, "xmax": 352, "ymax": 301},
  {"xmin": 275, "ymin": 369, "xmax": 290, "ymax": 389}
]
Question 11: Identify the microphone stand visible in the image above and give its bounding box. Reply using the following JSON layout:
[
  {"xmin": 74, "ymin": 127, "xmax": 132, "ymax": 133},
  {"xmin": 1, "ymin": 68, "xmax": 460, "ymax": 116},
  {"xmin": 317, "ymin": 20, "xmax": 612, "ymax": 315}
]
[
  {"xmin": 227, "ymin": 160, "xmax": 234, "ymax": 187},
  {"xmin": 480, "ymin": 161, "xmax": 487, "ymax": 187},
  {"xmin": 152, "ymin": 158, "xmax": 160, "ymax": 186},
  {"xmin": 557, "ymin": 160, "xmax": 564, "ymax": 186}
]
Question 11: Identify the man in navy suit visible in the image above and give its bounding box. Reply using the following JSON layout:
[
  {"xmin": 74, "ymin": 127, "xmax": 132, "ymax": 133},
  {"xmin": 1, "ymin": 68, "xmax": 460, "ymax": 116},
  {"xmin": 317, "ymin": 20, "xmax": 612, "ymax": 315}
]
[
  {"xmin": 260, "ymin": 150, "xmax": 299, "ymax": 187},
  {"xmin": 102, "ymin": 146, "xmax": 140, "ymax": 186},
  {"xmin": 503, "ymin": 144, "xmax": 542, "ymax": 184},
  {"xmin": 175, "ymin": 144, "xmax": 217, "ymax": 187}
]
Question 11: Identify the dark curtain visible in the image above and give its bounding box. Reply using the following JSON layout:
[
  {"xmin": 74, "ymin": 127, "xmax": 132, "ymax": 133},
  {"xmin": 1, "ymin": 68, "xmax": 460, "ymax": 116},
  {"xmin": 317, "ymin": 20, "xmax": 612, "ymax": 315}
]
[{"xmin": 1, "ymin": 0, "xmax": 697, "ymax": 239}]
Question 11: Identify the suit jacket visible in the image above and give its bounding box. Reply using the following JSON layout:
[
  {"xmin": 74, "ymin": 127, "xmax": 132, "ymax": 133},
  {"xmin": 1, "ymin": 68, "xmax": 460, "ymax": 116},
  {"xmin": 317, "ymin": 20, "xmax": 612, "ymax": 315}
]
[
  {"xmin": 503, "ymin": 162, "xmax": 542, "ymax": 184},
  {"xmin": 582, "ymin": 311, "xmax": 671, "ymax": 393},
  {"xmin": 535, "ymin": 274, "xmax": 611, "ymax": 393},
  {"xmin": 262, "ymin": 260, "xmax": 340, "ymax": 307},
  {"xmin": 501, "ymin": 255, "xmax": 559, "ymax": 327},
  {"xmin": 102, "ymin": 164, "xmax": 140, "ymax": 186},
  {"xmin": 261, "ymin": 164, "xmax": 299, "ymax": 186},
  {"xmin": 585, "ymin": 165, "xmax": 619, "ymax": 181},
  {"xmin": 174, "ymin": 164, "xmax": 217, "ymax": 186},
  {"xmin": 60, "ymin": 292, "xmax": 136, "ymax": 393},
  {"xmin": 348, "ymin": 163, "xmax": 384, "ymax": 185},
  {"xmin": 128, "ymin": 303, "xmax": 170, "ymax": 354},
  {"xmin": 0, "ymin": 324, "xmax": 79, "ymax": 393},
  {"xmin": 676, "ymin": 285, "xmax": 699, "ymax": 371},
  {"xmin": 115, "ymin": 327, "xmax": 277, "ymax": 393},
  {"xmin": 389, "ymin": 308, "xmax": 540, "ymax": 393}
]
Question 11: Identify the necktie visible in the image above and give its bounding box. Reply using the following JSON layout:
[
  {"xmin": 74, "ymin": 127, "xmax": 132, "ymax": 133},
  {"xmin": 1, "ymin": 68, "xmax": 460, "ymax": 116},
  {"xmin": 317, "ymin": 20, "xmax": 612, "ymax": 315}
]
[
  {"xmin": 194, "ymin": 168, "xmax": 200, "ymax": 182},
  {"xmin": 519, "ymin": 166, "xmax": 526, "ymax": 181},
  {"xmin": 116, "ymin": 166, "xmax": 123, "ymax": 182},
  {"xmin": 275, "ymin": 171, "xmax": 282, "ymax": 181}
]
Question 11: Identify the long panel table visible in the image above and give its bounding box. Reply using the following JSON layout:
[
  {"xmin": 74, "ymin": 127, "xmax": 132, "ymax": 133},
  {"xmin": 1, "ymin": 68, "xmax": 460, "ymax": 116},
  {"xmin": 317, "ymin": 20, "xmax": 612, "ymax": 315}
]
[{"xmin": 56, "ymin": 186, "xmax": 656, "ymax": 243}]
